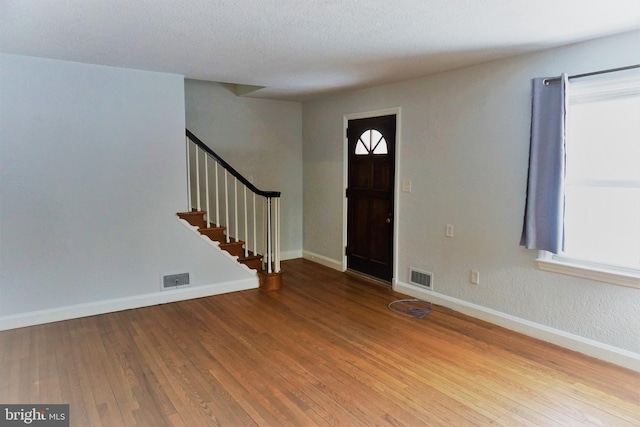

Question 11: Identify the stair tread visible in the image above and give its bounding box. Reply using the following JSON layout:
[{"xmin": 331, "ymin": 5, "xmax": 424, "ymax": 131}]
[
  {"xmin": 219, "ymin": 243, "xmax": 245, "ymax": 248},
  {"xmin": 219, "ymin": 238, "xmax": 244, "ymax": 246},
  {"xmin": 240, "ymin": 254, "xmax": 262, "ymax": 260},
  {"xmin": 177, "ymin": 211, "xmax": 206, "ymax": 216}
]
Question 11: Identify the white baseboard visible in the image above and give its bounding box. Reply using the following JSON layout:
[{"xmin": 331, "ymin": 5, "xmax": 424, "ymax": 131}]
[
  {"xmin": 0, "ymin": 277, "xmax": 258, "ymax": 331},
  {"xmin": 281, "ymin": 249, "xmax": 303, "ymax": 261},
  {"xmin": 394, "ymin": 280, "xmax": 640, "ymax": 372},
  {"xmin": 303, "ymin": 250, "xmax": 344, "ymax": 271}
]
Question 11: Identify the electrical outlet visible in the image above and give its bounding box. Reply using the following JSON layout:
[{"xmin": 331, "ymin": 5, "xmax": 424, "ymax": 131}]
[
  {"xmin": 470, "ymin": 270, "xmax": 480, "ymax": 285},
  {"xmin": 445, "ymin": 224, "xmax": 454, "ymax": 238}
]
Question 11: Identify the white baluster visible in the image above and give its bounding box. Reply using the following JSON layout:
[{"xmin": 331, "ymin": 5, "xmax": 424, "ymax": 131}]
[
  {"xmin": 243, "ymin": 186, "xmax": 248, "ymax": 257},
  {"xmin": 224, "ymin": 170, "xmax": 230, "ymax": 243},
  {"xmin": 275, "ymin": 197, "xmax": 280, "ymax": 273},
  {"xmin": 234, "ymin": 178, "xmax": 238, "ymax": 245},
  {"xmin": 266, "ymin": 197, "xmax": 273, "ymax": 273},
  {"xmin": 262, "ymin": 198, "xmax": 267, "ymax": 271},
  {"xmin": 252, "ymin": 193, "xmax": 257, "ymax": 258},
  {"xmin": 214, "ymin": 162, "xmax": 220, "ymax": 227},
  {"xmin": 195, "ymin": 146, "xmax": 201, "ymax": 212},
  {"xmin": 186, "ymin": 137, "xmax": 192, "ymax": 211},
  {"xmin": 204, "ymin": 154, "xmax": 209, "ymax": 227}
]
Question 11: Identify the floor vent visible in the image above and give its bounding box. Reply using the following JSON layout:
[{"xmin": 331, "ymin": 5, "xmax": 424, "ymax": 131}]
[
  {"xmin": 410, "ymin": 268, "xmax": 433, "ymax": 290},
  {"xmin": 163, "ymin": 273, "xmax": 190, "ymax": 289}
]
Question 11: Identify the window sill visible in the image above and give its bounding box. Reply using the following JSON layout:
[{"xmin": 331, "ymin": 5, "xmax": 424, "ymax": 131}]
[{"xmin": 536, "ymin": 252, "xmax": 640, "ymax": 289}]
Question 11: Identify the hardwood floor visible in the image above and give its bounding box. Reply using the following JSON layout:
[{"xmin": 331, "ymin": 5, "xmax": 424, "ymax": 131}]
[{"xmin": 1, "ymin": 259, "xmax": 638, "ymax": 426}]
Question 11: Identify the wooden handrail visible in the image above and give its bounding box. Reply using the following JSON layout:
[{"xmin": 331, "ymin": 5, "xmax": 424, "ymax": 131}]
[{"xmin": 186, "ymin": 129, "xmax": 281, "ymax": 198}]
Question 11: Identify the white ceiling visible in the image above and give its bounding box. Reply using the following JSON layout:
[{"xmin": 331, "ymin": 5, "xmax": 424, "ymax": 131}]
[{"xmin": 1, "ymin": 0, "xmax": 639, "ymax": 100}]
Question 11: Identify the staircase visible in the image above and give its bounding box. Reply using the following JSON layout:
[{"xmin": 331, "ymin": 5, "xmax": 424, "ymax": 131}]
[
  {"xmin": 176, "ymin": 210, "xmax": 263, "ymax": 270},
  {"xmin": 180, "ymin": 130, "xmax": 282, "ymax": 290}
]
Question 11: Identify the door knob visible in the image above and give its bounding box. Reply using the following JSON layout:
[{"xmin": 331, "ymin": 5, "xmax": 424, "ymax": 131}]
[{"xmin": 386, "ymin": 217, "xmax": 391, "ymax": 223}]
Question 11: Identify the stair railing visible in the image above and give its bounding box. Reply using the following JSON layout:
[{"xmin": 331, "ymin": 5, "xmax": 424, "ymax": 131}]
[{"xmin": 186, "ymin": 130, "xmax": 281, "ymax": 274}]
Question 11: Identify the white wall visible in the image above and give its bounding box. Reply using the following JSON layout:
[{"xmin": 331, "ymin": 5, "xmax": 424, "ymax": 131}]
[
  {"xmin": 302, "ymin": 31, "xmax": 640, "ymax": 359},
  {"xmin": 0, "ymin": 55, "xmax": 256, "ymax": 327},
  {"xmin": 185, "ymin": 80, "xmax": 303, "ymax": 259}
]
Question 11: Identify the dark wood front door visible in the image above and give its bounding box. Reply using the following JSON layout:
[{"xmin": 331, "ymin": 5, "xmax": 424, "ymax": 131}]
[{"xmin": 346, "ymin": 114, "xmax": 396, "ymax": 282}]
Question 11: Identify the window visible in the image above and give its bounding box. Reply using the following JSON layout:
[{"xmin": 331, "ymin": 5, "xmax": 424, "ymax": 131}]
[
  {"xmin": 537, "ymin": 68, "xmax": 640, "ymax": 288},
  {"xmin": 355, "ymin": 129, "xmax": 388, "ymax": 155}
]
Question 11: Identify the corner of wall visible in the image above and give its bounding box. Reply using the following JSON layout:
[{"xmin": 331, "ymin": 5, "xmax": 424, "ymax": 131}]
[{"xmin": 303, "ymin": 250, "xmax": 344, "ymax": 271}]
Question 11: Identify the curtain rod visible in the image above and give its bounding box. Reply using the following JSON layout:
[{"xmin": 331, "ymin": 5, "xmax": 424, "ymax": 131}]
[{"xmin": 544, "ymin": 64, "xmax": 640, "ymax": 84}]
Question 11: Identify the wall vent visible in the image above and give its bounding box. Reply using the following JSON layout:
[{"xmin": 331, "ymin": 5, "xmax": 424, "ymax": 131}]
[
  {"xmin": 410, "ymin": 268, "xmax": 433, "ymax": 290},
  {"xmin": 162, "ymin": 273, "xmax": 190, "ymax": 289}
]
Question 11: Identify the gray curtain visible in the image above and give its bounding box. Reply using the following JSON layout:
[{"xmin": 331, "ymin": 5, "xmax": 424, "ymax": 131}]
[{"xmin": 520, "ymin": 74, "xmax": 568, "ymax": 253}]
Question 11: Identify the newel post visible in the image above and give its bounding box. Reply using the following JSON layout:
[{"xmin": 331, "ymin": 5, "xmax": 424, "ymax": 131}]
[{"xmin": 259, "ymin": 196, "xmax": 282, "ymax": 290}]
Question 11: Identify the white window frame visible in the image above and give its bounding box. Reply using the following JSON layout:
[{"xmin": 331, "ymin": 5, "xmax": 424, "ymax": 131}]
[
  {"xmin": 536, "ymin": 69, "xmax": 640, "ymax": 289},
  {"xmin": 536, "ymin": 251, "xmax": 640, "ymax": 289}
]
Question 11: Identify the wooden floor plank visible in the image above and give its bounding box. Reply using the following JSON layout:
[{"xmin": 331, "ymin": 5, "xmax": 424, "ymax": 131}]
[{"xmin": 0, "ymin": 258, "xmax": 638, "ymax": 426}]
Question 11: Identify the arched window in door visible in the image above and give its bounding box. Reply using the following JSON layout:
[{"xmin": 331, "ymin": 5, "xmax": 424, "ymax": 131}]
[{"xmin": 355, "ymin": 129, "xmax": 388, "ymax": 155}]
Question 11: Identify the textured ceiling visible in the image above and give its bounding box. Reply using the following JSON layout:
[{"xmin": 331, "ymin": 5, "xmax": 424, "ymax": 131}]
[{"xmin": 1, "ymin": 0, "xmax": 639, "ymax": 100}]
